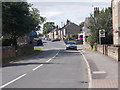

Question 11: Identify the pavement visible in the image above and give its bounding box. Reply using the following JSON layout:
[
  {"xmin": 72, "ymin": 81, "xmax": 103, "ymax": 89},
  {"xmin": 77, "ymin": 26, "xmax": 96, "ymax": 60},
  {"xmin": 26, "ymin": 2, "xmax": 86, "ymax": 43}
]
[{"xmin": 78, "ymin": 46, "xmax": 118, "ymax": 88}]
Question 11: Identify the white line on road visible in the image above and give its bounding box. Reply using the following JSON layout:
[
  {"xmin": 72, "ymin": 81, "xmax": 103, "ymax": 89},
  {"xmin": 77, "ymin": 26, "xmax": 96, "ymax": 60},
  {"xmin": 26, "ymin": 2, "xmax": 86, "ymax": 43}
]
[
  {"xmin": 0, "ymin": 74, "xmax": 27, "ymax": 88},
  {"xmin": 46, "ymin": 58, "xmax": 52, "ymax": 62},
  {"xmin": 56, "ymin": 53, "xmax": 58, "ymax": 55},
  {"xmin": 33, "ymin": 64, "xmax": 43, "ymax": 71},
  {"xmin": 92, "ymin": 71, "xmax": 106, "ymax": 74},
  {"xmin": 52, "ymin": 56, "xmax": 56, "ymax": 59},
  {"xmin": 33, "ymin": 49, "xmax": 60, "ymax": 71},
  {"xmin": 79, "ymin": 50, "xmax": 92, "ymax": 88}
]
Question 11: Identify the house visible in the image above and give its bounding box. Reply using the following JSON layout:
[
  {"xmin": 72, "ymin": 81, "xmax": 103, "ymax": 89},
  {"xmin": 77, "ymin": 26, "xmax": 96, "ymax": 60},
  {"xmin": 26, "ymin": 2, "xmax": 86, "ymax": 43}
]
[
  {"xmin": 112, "ymin": 0, "xmax": 120, "ymax": 45},
  {"xmin": 83, "ymin": 17, "xmax": 91, "ymax": 45},
  {"xmin": 59, "ymin": 20, "xmax": 81, "ymax": 40},
  {"xmin": 64, "ymin": 20, "xmax": 81, "ymax": 36},
  {"xmin": 48, "ymin": 20, "xmax": 81, "ymax": 40},
  {"xmin": 48, "ymin": 26, "xmax": 60, "ymax": 40}
]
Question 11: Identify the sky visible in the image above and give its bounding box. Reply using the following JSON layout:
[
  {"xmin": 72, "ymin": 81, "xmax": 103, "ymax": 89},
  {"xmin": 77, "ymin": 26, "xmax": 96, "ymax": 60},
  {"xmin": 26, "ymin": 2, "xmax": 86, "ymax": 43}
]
[{"xmin": 27, "ymin": 0, "xmax": 111, "ymax": 29}]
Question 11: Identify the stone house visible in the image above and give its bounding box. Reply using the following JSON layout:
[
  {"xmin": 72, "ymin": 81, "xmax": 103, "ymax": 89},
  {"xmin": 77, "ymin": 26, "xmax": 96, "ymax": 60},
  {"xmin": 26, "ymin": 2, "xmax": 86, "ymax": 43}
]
[
  {"xmin": 112, "ymin": 0, "xmax": 120, "ymax": 45},
  {"xmin": 83, "ymin": 17, "xmax": 91, "ymax": 45},
  {"xmin": 64, "ymin": 20, "xmax": 81, "ymax": 37}
]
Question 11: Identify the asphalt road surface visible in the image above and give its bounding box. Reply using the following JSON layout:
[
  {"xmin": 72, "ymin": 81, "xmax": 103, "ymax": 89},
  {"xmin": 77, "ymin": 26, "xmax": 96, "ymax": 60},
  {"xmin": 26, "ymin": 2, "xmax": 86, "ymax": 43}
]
[{"xmin": 1, "ymin": 41, "xmax": 89, "ymax": 88}]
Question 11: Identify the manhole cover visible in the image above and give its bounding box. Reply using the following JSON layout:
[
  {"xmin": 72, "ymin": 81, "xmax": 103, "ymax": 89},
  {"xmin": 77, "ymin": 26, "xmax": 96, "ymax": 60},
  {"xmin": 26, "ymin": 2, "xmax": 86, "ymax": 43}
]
[{"xmin": 80, "ymin": 81, "xmax": 88, "ymax": 83}]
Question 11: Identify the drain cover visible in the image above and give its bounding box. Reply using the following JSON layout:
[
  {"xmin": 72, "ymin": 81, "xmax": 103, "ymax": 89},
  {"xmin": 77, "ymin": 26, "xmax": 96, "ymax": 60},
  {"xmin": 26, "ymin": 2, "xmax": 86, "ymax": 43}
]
[{"xmin": 81, "ymin": 81, "xmax": 88, "ymax": 83}]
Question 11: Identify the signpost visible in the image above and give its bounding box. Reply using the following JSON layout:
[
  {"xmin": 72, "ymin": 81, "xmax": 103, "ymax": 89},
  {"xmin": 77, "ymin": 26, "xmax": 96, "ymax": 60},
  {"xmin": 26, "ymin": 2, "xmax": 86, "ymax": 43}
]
[{"xmin": 99, "ymin": 29, "xmax": 105, "ymax": 44}]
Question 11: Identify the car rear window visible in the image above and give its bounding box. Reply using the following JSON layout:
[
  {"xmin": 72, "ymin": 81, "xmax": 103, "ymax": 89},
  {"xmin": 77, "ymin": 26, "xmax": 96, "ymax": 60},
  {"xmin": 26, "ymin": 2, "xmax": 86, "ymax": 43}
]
[{"xmin": 67, "ymin": 42, "xmax": 76, "ymax": 44}]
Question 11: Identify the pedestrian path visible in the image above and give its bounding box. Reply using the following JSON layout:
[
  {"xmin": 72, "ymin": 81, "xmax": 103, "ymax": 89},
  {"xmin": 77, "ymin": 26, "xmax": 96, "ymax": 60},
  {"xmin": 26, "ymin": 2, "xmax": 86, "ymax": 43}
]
[{"xmin": 81, "ymin": 49, "xmax": 118, "ymax": 88}]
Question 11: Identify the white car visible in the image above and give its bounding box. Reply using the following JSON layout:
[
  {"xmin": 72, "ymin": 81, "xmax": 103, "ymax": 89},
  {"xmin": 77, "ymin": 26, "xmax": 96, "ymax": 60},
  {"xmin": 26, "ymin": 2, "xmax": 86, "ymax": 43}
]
[{"xmin": 66, "ymin": 41, "xmax": 77, "ymax": 50}]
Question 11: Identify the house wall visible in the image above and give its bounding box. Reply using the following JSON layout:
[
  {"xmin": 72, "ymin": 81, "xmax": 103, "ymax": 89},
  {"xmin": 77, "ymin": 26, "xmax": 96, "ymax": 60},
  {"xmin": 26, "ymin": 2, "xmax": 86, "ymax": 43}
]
[
  {"xmin": 112, "ymin": 0, "xmax": 120, "ymax": 45},
  {"xmin": 48, "ymin": 32, "xmax": 54, "ymax": 40},
  {"xmin": 65, "ymin": 23, "xmax": 80, "ymax": 35},
  {"xmin": 83, "ymin": 18, "xmax": 91, "ymax": 45}
]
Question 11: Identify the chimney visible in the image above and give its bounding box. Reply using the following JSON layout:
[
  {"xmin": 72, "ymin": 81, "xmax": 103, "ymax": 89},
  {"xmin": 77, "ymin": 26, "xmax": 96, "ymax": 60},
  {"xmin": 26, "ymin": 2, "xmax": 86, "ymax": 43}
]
[
  {"xmin": 67, "ymin": 20, "xmax": 70, "ymax": 25},
  {"xmin": 94, "ymin": 7, "xmax": 99, "ymax": 17}
]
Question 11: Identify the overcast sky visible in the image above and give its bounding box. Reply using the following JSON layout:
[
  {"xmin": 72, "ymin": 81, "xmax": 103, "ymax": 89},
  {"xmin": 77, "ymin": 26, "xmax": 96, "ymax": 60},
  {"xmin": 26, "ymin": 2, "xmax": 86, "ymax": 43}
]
[{"xmin": 27, "ymin": 0, "xmax": 111, "ymax": 27}]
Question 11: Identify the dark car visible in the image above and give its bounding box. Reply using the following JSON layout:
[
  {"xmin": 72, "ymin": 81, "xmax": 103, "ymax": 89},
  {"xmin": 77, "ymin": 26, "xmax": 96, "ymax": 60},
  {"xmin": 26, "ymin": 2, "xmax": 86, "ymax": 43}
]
[
  {"xmin": 66, "ymin": 41, "xmax": 77, "ymax": 50},
  {"xmin": 34, "ymin": 38, "xmax": 43, "ymax": 46},
  {"xmin": 52, "ymin": 38, "xmax": 60, "ymax": 42}
]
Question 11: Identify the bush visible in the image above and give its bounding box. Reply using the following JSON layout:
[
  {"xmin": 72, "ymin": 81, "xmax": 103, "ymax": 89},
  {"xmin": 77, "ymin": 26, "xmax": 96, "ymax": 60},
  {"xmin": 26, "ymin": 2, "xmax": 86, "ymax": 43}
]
[{"xmin": 2, "ymin": 39, "xmax": 14, "ymax": 46}]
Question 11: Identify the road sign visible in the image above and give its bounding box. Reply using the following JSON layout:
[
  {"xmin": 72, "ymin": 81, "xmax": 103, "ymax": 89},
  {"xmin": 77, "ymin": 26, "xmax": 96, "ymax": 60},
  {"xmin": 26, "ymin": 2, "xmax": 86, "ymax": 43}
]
[{"xmin": 99, "ymin": 29, "xmax": 105, "ymax": 37}]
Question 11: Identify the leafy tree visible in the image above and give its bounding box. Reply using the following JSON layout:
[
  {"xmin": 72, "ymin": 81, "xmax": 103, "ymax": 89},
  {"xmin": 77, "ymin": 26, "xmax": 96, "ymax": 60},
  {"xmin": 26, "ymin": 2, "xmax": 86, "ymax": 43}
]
[
  {"xmin": 43, "ymin": 22, "xmax": 55, "ymax": 34},
  {"xmin": 2, "ymin": 2, "xmax": 45, "ymax": 46},
  {"xmin": 87, "ymin": 7, "xmax": 113, "ymax": 45}
]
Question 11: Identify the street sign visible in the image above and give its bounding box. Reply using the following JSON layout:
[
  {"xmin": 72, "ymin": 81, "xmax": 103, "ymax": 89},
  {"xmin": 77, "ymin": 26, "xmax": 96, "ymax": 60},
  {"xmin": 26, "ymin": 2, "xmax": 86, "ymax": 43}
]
[{"xmin": 99, "ymin": 29, "xmax": 105, "ymax": 37}]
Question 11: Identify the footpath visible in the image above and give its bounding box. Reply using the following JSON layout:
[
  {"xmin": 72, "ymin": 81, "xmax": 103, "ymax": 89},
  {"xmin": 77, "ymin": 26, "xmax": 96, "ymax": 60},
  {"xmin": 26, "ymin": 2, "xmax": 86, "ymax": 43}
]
[
  {"xmin": 62, "ymin": 41, "xmax": 118, "ymax": 88},
  {"xmin": 80, "ymin": 48, "xmax": 118, "ymax": 88}
]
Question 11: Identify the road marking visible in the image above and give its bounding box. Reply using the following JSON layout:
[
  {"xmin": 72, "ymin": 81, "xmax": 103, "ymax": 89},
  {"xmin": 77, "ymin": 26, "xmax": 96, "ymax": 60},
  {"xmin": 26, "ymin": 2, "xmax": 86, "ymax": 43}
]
[
  {"xmin": 52, "ymin": 56, "xmax": 56, "ymax": 59},
  {"xmin": 32, "ymin": 49, "xmax": 60, "ymax": 71},
  {"xmin": 79, "ymin": 50, "xmax": 92, "ymax": 88},
  {"xmin": 0, "ymin": 74, "xmax": 26, "ymax": 88},
  {"xmin": 46, "ymin": 58, "xmax": 52, "ymax": 62},
  {"xmin": 92, "ymin": 71, "xmax": 106, "ymax": 74},
  {"xmin": 33, "ymin": 64, "xmax": 43, "ymax": 71}
]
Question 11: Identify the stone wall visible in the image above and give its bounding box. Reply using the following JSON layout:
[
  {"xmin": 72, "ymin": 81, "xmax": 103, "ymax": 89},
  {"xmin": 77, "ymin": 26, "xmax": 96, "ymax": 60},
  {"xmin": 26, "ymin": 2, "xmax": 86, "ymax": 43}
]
[
  {"xmin": 2, "ymin": 45, "xmax": 34, "ymax": 59},
  {"xmin": 2, "ymin": 46, "xmax": 16, "ymax": 59},
  {"xmin": 108, "ymin": 46, "xmax": 120, "ymax": 61},
  {"xmin": 97, "ymin": 45, "xmax": 104, "ymax": 54},
  {"xmin": 84, "ymin": 44, "xmax": 92, "ymax": 50},
  {"xmin": 17, "ymin": 44, "xmax": 34, "ymax": 56},
  {"xmin": 97, "ymin": 44, "xmax": 120, "ymax": 61}
]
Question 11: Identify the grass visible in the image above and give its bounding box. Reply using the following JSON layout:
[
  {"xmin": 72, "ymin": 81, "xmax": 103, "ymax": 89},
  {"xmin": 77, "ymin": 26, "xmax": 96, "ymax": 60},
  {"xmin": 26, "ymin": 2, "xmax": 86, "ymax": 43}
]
[{"xmin": 34, "ymin": 47, "xmax": 41, "ymax": 51}]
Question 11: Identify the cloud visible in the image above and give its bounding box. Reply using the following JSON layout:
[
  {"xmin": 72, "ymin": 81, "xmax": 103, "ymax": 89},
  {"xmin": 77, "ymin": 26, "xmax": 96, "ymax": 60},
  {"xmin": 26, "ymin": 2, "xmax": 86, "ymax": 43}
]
[
  {"xmin": 42, "ymin": 11, "xmax": 63, "ymax": 19},
  {"xmin": 29, "ymin": 2, "xmax": 111, "ymax": 26}
]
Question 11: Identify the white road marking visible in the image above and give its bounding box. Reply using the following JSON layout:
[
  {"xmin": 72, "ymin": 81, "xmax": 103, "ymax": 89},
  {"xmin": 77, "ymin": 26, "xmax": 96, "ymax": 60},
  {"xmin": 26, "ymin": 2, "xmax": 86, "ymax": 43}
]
[
  {"xmin": 79, "ymin": 50, "xmax": 92, "ymax": 88},
  {"xmin": 0, "ymin": 74, "xmax": 27, "ymax": 88},
  {"xmin": 46, "ymin": 59, "xmax": 52, "ymax": 62},
  {"xmin": 1, "ymin": 46, "xmax": 61, "ymax": 88},
  {"xmin": 56, "ymin": 53, "xmax": 58, "ymax": 55},
  {"xmin": 52, "ymin": 56, "xmax": 56, "ymax": 59},
  {"xmin": 33, "ymin": 49, "xmax": 60, "ymax": 71},
  {"xmin": 33, "ymin": 64, "xmax": 43, "ymax": 71},
  {"xmin": 92, "ymin": 71, "xmax": 106, "ymax": 74}
]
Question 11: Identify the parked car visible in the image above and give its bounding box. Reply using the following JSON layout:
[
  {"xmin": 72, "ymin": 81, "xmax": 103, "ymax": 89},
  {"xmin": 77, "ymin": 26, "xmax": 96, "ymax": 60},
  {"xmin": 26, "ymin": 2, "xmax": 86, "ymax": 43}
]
[
  {"xmin": 52, "ymin": 38, "xmax": 60, "ymax": 42},
  {"xmin": 33, "ymin": 38, "xmax": 43, "ymax": 46},
  {"xmin": 66, "ymin": 41, "xmax": 77, "ymax": 50}
]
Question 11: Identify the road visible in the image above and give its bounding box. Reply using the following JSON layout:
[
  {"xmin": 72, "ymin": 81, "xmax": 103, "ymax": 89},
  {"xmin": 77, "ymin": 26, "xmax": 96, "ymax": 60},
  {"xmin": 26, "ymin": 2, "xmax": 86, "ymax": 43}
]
[{"xmin": 1, "ymin": 41, "xmax": 89, "ymax": 88}]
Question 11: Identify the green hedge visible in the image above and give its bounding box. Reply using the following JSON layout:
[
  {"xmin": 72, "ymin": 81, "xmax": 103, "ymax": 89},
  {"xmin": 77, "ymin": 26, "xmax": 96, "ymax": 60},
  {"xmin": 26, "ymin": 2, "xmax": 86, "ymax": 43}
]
[{"xmin": 2, "ymin": 39, "xmax": 15, "ymax": 46}]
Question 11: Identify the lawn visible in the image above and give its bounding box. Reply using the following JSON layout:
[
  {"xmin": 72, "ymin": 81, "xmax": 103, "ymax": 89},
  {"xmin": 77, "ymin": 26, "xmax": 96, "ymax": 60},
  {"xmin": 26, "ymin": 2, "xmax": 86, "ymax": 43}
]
[{"xmin": 34, "ymin": 46, "xmax": 41, "ymax": 51}]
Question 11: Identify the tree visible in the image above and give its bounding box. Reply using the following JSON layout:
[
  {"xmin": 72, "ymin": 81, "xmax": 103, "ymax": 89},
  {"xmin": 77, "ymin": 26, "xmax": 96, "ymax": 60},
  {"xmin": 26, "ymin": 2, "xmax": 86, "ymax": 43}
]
[
  {"xmin": 2, "ymin": 2, "xmax": 45, "ymax": 46},
  {"xmin": 43, "ymin": 22, "xmax": 55, "ymax": 34},
  {"xmin": 87, "ymin": 7, "xmax": 113, "ymax": 45}
]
